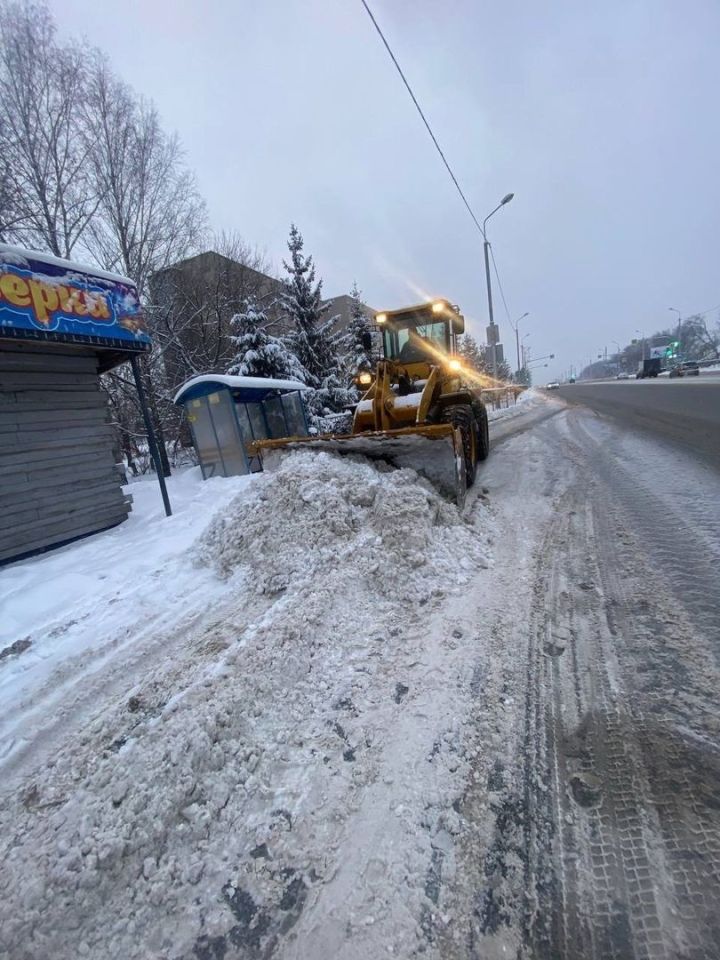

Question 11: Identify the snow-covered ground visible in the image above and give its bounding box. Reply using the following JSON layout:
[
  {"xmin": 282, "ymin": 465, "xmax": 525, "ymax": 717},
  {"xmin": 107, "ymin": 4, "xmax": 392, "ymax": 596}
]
[
  {"xmin": 485, "ymin": 386, "xmax": 540, "ymax": 422},
  {"xmin": 0, "ymin": 439, "xmax": 509, "ymax": 960},
  {"xmin": 3, "ymin": 388, "xmax": 717, "ymax": 960},
  {"xmin": 0, "ymin": 468, "xmax": 253, "ymax": 770}
]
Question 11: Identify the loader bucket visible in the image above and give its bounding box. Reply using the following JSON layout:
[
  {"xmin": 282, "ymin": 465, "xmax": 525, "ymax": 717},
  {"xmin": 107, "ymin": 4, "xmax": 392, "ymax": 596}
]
[{"xmin": 251, "ymin": 423, "xmax": 468, "ymax": 508}]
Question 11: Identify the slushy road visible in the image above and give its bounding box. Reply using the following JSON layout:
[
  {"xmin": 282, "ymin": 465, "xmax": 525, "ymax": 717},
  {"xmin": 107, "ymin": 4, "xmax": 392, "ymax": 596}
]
[{"xmin": 556, "ymin": 378, "xmax": 720, "ymax": 469}]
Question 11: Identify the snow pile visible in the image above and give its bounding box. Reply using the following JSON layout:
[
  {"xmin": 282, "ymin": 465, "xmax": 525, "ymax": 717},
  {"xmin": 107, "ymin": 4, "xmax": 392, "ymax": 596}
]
[
  {"xmin": 195, "ymin": 449, "xmax": 485, "ymax": 599},
  {"xmin": 0, "ymin": 451, "xmax": 494, "ymax": 960}
]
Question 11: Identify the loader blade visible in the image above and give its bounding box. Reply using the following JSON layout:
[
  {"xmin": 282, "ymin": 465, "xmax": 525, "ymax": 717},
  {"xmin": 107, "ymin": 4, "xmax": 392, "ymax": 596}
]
[{"xmin": 257, "ymin": 425, "xmax": 467, "ymax": 508}]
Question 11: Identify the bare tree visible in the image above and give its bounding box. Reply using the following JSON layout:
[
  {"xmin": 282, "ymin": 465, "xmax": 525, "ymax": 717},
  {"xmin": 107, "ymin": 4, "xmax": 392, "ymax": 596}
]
[
  {"xmin": 148, "ymin": 238, "xmax": 282, "ymax": 386},
  {"xmin": 0, "ymin": 1, "xmax": 97, "ymax": 256},
  {"xmin": 81, "ymin": 58, "xmax": 208, "ymax": 295},
  {"xmin": 76, "ymin": 57, "xmax": 209, "ymax": 479},
  {"xmin": 214, "ymin": 229, "xmax": 273, "ymax": 281},
  {"xmin": 0, "ymin": 123, "xmax": 19, "ymax": 241}
]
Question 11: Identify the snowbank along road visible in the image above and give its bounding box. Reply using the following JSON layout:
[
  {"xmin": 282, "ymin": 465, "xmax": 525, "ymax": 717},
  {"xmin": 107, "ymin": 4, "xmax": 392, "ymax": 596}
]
[{"xmin": 1, "ymin": 391, "xmax": 719, "ymax": 959}]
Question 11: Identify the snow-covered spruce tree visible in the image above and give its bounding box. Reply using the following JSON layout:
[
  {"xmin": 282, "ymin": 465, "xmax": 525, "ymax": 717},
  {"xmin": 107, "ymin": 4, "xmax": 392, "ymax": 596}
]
[
  {"xmin": 227, "ymin": 297, "xmax": 306, "ymax": 381},
  {"xmin": 281, "ymin": 223, "xmax": 328, "ymax": 388},
  {"xmin": 495, "ymin": 358, "xmax": 512, "ymax": 381},
  {"xmin": 281, "ymin": 224, "xmax": 354, "ymax": 416},
  {"xmin": 344, "ymin": 281, "xmax": 375, "ymax": 382},
  {"xmin": 458, "ymin": 334, "xmax": 488, "ymax": 374}
]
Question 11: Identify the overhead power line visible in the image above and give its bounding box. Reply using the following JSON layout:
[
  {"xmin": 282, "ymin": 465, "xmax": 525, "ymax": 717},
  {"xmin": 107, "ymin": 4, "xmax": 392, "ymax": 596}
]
[
  {"xmin": 692, "ymin": 302, "xmax": 720, "ymax": 320},
  {"xmin": 359, "ymin": 0, "xmax": 485, "ymax": 238}
]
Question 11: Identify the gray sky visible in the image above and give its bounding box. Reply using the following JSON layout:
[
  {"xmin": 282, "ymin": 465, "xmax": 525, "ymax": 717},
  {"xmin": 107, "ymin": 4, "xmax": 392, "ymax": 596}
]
[{"xmin": 53, "ymin": 0, "xmax": 720, "ymax": 380}]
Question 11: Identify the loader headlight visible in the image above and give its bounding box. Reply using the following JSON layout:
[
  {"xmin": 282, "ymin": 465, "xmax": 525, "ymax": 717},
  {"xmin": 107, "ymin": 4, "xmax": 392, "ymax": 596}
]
[
  {"xmin": 447, "ymin": 358, "xmax": 462, "ymax": 372},
  {"xmin": 432, "ymin": 301, "xmax": 445, "ymax": 313},
  {"xmin": 357, "ymin": 371, "xmax": 372, "ymax": 386},
  {"xmin": 376, "ymin": 313, "xmax": 387, "ymax": 324}
]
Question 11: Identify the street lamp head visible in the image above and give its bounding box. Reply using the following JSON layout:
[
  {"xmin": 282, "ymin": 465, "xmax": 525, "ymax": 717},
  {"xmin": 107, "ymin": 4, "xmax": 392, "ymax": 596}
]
[
  {"xmin": 501, "ymin": 193, "xmax": 514, "ymax": 205},
  {"xmin": 520, "ymin": 311, "xmax": 529, "ymax": 320}
]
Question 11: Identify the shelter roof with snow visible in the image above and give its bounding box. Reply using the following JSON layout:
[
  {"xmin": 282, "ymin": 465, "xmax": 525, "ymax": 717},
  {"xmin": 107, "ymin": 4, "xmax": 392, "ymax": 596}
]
[{"xmin": 173, "ymin": 373, "xmax": 308, "ymax": 406}]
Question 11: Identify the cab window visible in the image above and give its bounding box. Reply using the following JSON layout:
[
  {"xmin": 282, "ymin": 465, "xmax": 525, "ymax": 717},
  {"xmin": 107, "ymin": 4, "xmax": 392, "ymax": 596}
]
[{"xmin": 383, "ymin": 321, "xmax": 449, "ymax": 362}]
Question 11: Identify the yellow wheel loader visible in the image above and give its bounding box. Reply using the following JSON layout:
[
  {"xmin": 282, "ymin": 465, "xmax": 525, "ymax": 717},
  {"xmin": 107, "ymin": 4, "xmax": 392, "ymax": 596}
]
[{"xmin": 250, "ymin": 299, "xmax": 491, "ymax": 507}]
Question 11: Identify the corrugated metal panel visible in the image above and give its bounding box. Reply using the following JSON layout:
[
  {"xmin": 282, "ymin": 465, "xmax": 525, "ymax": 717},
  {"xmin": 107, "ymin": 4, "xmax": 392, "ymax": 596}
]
[{"xmin": 0, "ymin": 342, "xmax": 131, "ymax": 564}]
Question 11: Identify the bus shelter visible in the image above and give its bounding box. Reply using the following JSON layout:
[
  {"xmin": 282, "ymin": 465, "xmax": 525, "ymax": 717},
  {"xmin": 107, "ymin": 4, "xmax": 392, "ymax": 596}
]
[{"xmin": 173, "ymin": 374, "xmax": 309, "ymax": 479}]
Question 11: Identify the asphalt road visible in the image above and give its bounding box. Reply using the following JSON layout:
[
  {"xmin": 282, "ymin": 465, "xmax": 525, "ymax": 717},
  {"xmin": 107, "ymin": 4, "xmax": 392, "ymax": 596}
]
[{"xmin": 556, "ymin": 378, "xmax": 720, "ymax": 470}]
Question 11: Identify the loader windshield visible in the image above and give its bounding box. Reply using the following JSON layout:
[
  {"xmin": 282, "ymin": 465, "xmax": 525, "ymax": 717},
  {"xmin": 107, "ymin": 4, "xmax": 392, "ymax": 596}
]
[{"xmin": 383, "ymin": 321, "xmax": 449, "ymax": 364}]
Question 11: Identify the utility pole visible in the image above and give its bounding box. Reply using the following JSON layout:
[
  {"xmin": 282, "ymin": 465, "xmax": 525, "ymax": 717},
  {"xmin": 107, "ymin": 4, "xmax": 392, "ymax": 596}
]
[
  {"xmin": 482, "ymin": 193, "xmax": 514, "ymax": 378},
  {"xmin": 483, "ymin": 238, "xmax": 497, "ymax": 376}
]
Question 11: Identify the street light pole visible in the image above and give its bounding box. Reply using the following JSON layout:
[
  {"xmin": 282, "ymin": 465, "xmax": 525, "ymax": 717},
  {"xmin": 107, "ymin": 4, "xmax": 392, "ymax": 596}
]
[
  {"xmin": 482, "ymin": 193, "xmax": 514, "ymax": 378},
  {"xmin": 612, "ymin": 340, "xmax": 622, "ymax": 372},
  {"xmin": 521, "ymin": 332, "xmax": 531, "ymax": 370},
  {"xmin": 635, "ymin": 329, "xmax": 646, "ymax": 361},
  {"xmin": 509, "ymin": 311, "xmax": 529, "ymax": 375},
  {"xmin": 482, "ymin": 239, "xmax": 496, "ymax": 375}
]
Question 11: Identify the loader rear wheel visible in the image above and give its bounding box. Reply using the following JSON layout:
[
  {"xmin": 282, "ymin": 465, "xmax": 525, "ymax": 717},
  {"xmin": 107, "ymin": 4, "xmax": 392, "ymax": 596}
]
[{"xmin": 441, "ymin": 405, "xmax": 477, "ymax": 486}]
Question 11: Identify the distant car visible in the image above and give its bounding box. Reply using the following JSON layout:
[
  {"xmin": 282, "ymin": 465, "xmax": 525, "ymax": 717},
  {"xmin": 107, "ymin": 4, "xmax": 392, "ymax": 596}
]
[
  {"xmin": 616, "ymin": 372, "xmax": 629, "ymax": 380},
  {"xmin": 568, "ymin": 376, "xmax": 576, "ymax": 383},
  {"xmin": 669, "ymin": 362, "xmax": 699, "ymax": 378},
  {"xmin": 546, "ymin": 381, "xmax": 560, "ymax": 390}
]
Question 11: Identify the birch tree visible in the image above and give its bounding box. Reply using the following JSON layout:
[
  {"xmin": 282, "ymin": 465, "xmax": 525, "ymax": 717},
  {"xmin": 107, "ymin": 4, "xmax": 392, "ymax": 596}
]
[
  {"xmin": 81, "ymin": 58, "xmax": 207, "ymax": 296},
  {"xmin": 0, "ymin": 0, "xmax": 96, "ymax": 256}
]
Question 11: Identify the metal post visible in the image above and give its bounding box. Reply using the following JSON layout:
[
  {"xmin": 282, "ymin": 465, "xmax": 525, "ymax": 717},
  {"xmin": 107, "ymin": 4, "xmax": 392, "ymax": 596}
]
[
  {"xmin": 483, "ymin": 239, "xmax": 497, "ymax": 377},
  {"xmin": 515, "ymin": 324, "xmax": 521, "ymax": 375},
  {"xmin": 130, "ymin": 354, "xmax": 172, "ymax": 517}
]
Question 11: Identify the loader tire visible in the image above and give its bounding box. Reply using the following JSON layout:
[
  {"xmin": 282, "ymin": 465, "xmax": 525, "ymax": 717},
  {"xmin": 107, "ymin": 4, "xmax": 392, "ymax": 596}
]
[
  {"xmin": 441, "ymin": 404, "xmax": 477, "ymax": 486},
  {"xmin": 476, "ymin": 406, "xmax": 490, "ymax": 462}
]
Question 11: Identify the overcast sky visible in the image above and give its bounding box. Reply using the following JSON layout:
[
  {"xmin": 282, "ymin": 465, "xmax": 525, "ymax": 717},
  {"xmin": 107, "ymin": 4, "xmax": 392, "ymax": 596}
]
[{"xmin": 53, "ymin": 0, "xmax": 720, "ymax": 380}]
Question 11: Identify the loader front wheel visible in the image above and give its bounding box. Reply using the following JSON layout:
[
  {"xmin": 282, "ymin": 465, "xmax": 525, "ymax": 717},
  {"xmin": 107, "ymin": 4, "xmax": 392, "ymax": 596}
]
[
  {"xmin": 476, "ymin": 406, "xmax": 490, "ymax": 462},
  {"xmin": 441, "ymin": 405, "xmax": 477, "ymax": 486}
]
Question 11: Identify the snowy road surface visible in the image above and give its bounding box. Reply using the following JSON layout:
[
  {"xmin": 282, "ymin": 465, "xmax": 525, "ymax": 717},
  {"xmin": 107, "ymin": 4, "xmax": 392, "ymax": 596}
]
[
  {"xmin": 557, "ymin": 378, "xmax": 720, "ymax": 470},
  {"xmin": 1, "ymin": 392, "xmax": 719, "ymax": 959}
]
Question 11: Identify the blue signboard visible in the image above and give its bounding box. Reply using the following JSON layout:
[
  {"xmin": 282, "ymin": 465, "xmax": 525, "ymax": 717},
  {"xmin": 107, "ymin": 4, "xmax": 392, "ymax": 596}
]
[{"xmin": 0, "ymin": 244, "xmax": 151, "ymax": 351}]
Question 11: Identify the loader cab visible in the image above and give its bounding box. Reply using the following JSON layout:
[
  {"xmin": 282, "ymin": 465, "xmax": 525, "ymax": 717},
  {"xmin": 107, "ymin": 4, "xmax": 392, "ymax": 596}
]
[{"xmin": 376, "ymin": 300, "xmax": 464, "ymax": 367}]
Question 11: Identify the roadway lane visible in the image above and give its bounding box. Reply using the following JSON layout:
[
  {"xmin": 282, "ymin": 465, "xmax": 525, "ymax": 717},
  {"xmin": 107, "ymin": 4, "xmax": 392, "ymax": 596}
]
[{"xmin": 556, "ymin": 378, "xmax": 720, "ymax": 470}]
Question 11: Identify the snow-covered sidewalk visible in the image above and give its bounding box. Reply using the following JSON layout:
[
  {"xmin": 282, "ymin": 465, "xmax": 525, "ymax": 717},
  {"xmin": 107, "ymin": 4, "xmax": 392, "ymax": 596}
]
[
  {"xmin": 486, "ymin": 386, "xmax": 541, "ymax": 423},
  {"xmin": 0, "ymin": 468, "xmax": 252, "ymax": 775}
]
